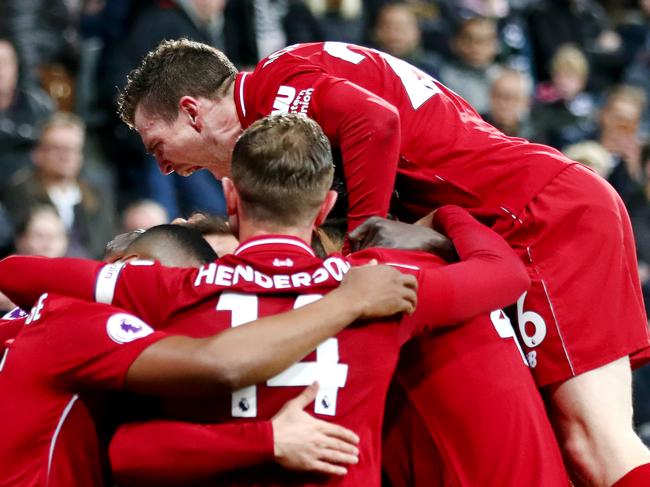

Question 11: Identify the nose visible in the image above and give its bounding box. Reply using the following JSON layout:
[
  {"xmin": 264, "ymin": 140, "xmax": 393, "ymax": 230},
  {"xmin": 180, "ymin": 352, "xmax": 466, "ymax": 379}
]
[{"xmin": 157, "ymin": 159, "xmax": 174, "ymax": 175}]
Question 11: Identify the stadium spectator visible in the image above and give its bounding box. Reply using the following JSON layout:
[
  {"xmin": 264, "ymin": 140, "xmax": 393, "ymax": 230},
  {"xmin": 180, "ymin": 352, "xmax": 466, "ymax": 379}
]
[
  {"xmin": 531, "ymin": 44, "xmax": 597, "ymax": 148},
  {"xmin": 305, "ymin": 0, "xmax": 365, "ymax": 44},
  {"xmin": 118, "ymin": 39, "xmax": 650, "ymax": 486},
  {"xmin": 527, "ymin": 0, "xmax": 627, "ymax": 92},
  {"xmin": 1, "ymin": 112, "xmax": 116, "ymax": 258},
  {"xmin": 563, "ymin": 140, "xmax": 615, "ymax": 178},
  {"xmin": 482, "ymin": 67, "xmax": 536, "ymax": 139},
  {"xmin": 371, "ymin": 2, "xmax": 441, "ymax": 78},
  {"xmin": 92, "ymin": 0, "xmax": 228, "ymax": 218},
  {"xmin": 0, "ymin": 37, "xmax": 54, "ymax": 183},
  {"xmin": 223, "ymin": 0, "xmax": 323, "ymax": 69},
  {"xmin": 12, "ymin": 204, "xmax": 68, "ymax": 258},
  {"xmin": 438, "ymin": 14, "xmax": 503, "ymax": 114},
  {"xmin": 122, "ymin": 199, "xmax": 169, "ymax": 232}
]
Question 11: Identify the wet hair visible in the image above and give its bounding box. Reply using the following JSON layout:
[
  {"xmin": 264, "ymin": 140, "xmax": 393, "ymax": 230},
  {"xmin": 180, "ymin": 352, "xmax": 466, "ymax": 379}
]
[
  {"xmin": 232, "ymin": 114, "xmax": 334, "ymax": 227},
  {"xmin": 118, "ymin": 38, "xmax": 237, "ymax": 128}
]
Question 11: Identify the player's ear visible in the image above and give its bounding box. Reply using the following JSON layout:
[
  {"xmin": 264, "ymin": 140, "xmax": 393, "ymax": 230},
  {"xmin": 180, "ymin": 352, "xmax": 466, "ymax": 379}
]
[
  {"xmin": 222, "ymin": 177, "xmax": 238, "ymax": 217},
  {"xmin": 118, "ymin": 253, "xmax": 140, "ymax": 263},
  {"xmin": 179, "ymin": 96, "xmax": 201, "ymax": 131},
  {"xmin": 315, "ymin": 191, "xmax": 338, "ymax": 227}
]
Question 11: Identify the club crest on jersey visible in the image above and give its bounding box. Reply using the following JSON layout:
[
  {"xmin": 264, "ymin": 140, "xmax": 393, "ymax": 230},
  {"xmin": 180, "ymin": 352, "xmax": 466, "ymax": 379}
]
[
  {"xmin": 106, "ymin": 313, "xmax": 154, "ymax": 344},
  {"xmin": 272, "ymin": 258, "xmax": 294, "ymax": 267}
]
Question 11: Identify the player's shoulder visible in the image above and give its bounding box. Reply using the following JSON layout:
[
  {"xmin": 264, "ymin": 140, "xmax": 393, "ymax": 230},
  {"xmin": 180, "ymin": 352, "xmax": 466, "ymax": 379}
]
[
  {"xmin": 349, "ymin": 247, "xmax": 445, "ymax": 271},
  {"xmin": 26, "ymin": 293, "xmax": 128, "ymax": 324}
]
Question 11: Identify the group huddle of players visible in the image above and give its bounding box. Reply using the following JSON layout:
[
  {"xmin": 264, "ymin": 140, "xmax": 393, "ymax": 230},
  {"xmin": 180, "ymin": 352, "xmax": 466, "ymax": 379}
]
[{"xmin": 1, "ymin": 39, "xmax": 650, "ymax": 487}]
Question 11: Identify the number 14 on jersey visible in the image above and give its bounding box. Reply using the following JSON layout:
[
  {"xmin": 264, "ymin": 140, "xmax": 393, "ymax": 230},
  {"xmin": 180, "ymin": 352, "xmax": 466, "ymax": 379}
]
[{"xmin": 217, "ymin": 292, "xmax": 349, "ymax": 418}]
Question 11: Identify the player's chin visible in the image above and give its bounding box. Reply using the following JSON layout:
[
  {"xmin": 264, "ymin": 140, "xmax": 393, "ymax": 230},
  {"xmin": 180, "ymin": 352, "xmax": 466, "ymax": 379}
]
[{"xmin": 175, "ymin": 166, "xmax": 202, "ymax": 177}]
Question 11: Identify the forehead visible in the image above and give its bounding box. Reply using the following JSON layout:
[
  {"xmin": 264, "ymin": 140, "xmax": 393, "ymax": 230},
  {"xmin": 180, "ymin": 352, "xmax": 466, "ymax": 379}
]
[{"xmin": 134, "ymin": 105, "xmax": 174, "ymax": 142}]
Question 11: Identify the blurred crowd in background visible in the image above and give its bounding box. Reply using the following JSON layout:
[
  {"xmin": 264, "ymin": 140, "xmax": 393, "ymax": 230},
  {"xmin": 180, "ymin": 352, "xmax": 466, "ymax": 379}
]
[
  {"xmin": 2, "ymin": 0, "xmax": 650, "ymax": 443},
  {"xmin": 0, "ymin": 0, "xmax": 649, "ymax": 300},
  {"xmin": 1, "ymin": 0, "xmax": 650, "ymax": 306}
]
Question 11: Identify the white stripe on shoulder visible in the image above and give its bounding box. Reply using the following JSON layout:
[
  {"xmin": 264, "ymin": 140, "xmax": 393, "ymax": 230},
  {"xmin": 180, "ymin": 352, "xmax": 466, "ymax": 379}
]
[
  {"xmin": 47, "ymin": 394, "xmax": 79, "ymax": 486},
  {"xmin": 0, "ymin": 348, "xmax": 9, "ymax": 372},
  {"xmin": 385, "ymin": 262, "xmax": 420, "ymax": 270},
  {"xmin": 95, "ymin": 262, "xmax": 126, "ymax": 304},
  {"xmin": 239, "ymin": 73, "xmax": 249, "ymax": 118}
]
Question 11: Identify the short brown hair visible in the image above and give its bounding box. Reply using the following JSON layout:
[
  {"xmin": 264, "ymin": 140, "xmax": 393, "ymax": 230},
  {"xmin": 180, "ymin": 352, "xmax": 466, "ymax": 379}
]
[
  {"xmin": 118, "ymin": 39, "xmax": 237, "ymax": 128},
  {"xmin": 232, "ymin": 114, "xmax": 334, "ymax": 227}
]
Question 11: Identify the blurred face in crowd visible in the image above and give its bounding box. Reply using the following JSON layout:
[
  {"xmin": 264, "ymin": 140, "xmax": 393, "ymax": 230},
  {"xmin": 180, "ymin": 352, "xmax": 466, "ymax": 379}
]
[
  {"xmin": 490, "ymin": 71, "xmax": 530, "ymax": 130},
  {"xmin": 122, "ymin": 201, "xmax": 169, "ymax": 232},
  {"xmin": 134, "ymin": 95, "xmax": 241, "ymax": 180},
  {"xmin": 0, "ymin": 40, "xmax": 18, "ymax": 104},
  {"xmin": 552, "ymin": 67, "xmax": 586, "ymax": 101},
  {"xmin": 191, "ymin": 0, "xmax": 225, "ymax": 22},
  {"xmin": 454, "ymin": 18, "xmax": 499, "ymax": 69},
  {"xmin": 600, "ymin": 96, "xmax": 643, "ymax": 149},
  {"xmin": 15, "ymin": 208, "xmax": 68, "ymax": 258},
  {"xmin": 375, "ymin": 5, "xmax": 421, "ymax": 58},
  {"xmin": 33, "ymin": 123, "xmax": 85, "ymax": 181}
]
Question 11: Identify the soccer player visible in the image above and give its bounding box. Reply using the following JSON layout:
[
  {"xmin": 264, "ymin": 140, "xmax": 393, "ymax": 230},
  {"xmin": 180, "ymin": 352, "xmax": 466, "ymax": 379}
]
[
  {"xmin": 0, "ymin": 115, "xmax": 567, "ymax": 486},
  {"xmin": 0, "ymin": 250, "xmax": 419, "ymax": 486},
  {"xmin": 118, "ymin": 39, "xmax": 650, "ymax": 486}
]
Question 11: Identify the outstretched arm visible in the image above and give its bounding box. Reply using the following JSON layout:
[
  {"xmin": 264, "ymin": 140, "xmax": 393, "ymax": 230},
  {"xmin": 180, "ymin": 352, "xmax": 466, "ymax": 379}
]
[
  {"xmin": 0, "ymin": 256, "xmax": 100, "ymax": 309},
  {"xmin": 313, "ymin": 78, "xmax": 401, "ymax": 232},
  {"xmin": 125, "ymin": 264, "xmax": 417, "ymax": 394}
]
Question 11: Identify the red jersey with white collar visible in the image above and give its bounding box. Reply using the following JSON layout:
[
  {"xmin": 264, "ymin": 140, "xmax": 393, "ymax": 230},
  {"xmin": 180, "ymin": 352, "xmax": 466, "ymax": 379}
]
[
  {"xmin": 0, "ymin": 207, "xmax": 530, "ymax": 485},
  {"xmin": 0, "ymin": 294, "xmax": 167, "ymax": 487},
  {"xmin": 234, "ymin": 42, "xmax": 575, "ymax": 230}
]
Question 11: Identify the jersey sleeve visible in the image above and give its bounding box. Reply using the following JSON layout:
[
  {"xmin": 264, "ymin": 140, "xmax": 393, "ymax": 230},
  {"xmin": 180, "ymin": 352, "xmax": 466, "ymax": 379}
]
[
  {"xmin": 311, "ymin": 77, "xmax": 400, "ymax": 232},
  {"xmin": 110, "ymin": 419, "xmax": 274, "ymax": 486},
  {"xmin": 94, "ymin": 260, "xmax": 176, "ymax": 326},
  {"xmin": 0, "ymin": 256, "xmax": 100, "ymax": 309},
  {"xmin": 45, "ymin": 299, "xmax": 169, "ymax": 391},
  {"xmin": 398, "ymin": 206, "xmax": 530, "ymax": 342}
]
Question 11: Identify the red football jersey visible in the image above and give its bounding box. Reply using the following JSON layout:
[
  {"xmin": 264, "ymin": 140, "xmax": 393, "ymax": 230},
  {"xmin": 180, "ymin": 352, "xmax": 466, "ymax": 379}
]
[
  {"xmin": 0, "ymin": 207, "xmax": 531, "ymax": 485},
  {"xmin": 0, "ymin": 293, "xmax": 167, "ymax": 487},
  {"xmin": 234, "ymin": 42, "xmax": 574, "ymax": 230}
]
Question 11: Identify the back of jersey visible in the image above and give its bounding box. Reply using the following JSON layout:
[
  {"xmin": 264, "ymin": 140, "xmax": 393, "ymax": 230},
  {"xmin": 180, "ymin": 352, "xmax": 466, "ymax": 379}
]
[
  {"xmin": 171, "ymin": 238, "xmax": 403, "ymax": 486},
  {"xmin": 248, "ymin": 42, "xmax": 570, "ymax": 222}
]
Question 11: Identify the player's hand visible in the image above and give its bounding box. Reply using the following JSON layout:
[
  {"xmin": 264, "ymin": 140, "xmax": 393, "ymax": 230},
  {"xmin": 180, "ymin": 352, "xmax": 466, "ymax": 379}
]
[
  {"xmin": 339, "ymin": 262, "xmax": 417, "ymax": 317},
  {"xmin": 272, "ymin": 383, "xmax": 359, "ymax": 475},
  {"xmin": 349, "ymin": 216, "xmax": 457, "ymax": 262}
]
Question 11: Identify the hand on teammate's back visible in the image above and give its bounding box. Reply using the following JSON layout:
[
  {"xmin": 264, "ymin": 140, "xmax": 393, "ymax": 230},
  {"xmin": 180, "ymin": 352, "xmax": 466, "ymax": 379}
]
[
  {"xmin": 272, "ymin": 382, "xmax": 359, "ymax": 476},
  {"xmin": 349, "ymin": 216, "xmax": 457, "ymax": 262},
  {"xmin": 339, "ymin": 262, "xmax": 418, "ymax": 317}
]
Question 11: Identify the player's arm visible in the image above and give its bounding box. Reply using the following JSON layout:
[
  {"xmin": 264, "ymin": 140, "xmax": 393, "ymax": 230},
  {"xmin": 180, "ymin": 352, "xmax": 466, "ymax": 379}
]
[
  {"xmin": 312, "ymin": 78, "xmax": 401, "ymax": 232},
  {"xmin": 0, "ymin": 256, "xmax": 101, "ymax": 309},
  {"xmin": 125, "ymin": 264, "xmax": 417, "ymax": 394},
  {"xmin": 395, "ymin": 206, "xmax": 530, "ymax": 334},
  {"xmin": 110, "ymin": 384, "xmax": 359, "ymax": 486}
]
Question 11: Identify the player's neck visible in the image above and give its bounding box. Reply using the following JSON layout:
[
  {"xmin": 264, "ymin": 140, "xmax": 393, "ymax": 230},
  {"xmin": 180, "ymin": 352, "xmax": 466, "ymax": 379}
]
[{"xmin": 238, "ymin": 219, "xmax": 313, "ymax": 247}]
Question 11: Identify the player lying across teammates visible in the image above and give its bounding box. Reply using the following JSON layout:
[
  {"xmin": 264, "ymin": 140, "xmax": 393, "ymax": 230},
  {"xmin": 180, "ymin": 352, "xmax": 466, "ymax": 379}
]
[
  {"xmin": 0, "ymin": 115, "xmax": 569, "ymax": 486},
  {"xmin": 115, "ymin": 38, "xmax": 650, "ymax": 487}
]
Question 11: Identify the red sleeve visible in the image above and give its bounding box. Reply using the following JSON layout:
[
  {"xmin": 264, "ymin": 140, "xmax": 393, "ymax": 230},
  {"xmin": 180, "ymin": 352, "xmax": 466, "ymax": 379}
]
[
  {"xmin": 0, "ymin": 256, "xmax": 100, "ymax": 309},
  {"xmin": 110, "ymin": 420, "xmax": 275, "ymax": 486},
  {"xmin": 311, "ymin": 78, "xmax": 400, "ymax": 232},
  {"xmin": 0, "ymin": 318, "xmax": 23, "ymax": 350},
  {"xmin": 44, "ymin": 297, "xmax": 169, "ymax": 390},
  {"xmin": 399, "ymin": 206, "xmax": 530, "ymax": 342}
]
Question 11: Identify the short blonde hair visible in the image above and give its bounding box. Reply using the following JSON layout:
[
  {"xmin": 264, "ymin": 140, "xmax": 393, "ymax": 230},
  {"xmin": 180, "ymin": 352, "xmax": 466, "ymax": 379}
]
[{"xmin": 551, "ymin": 44, "xmax": 589, "ymax": 80}]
